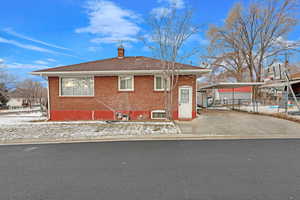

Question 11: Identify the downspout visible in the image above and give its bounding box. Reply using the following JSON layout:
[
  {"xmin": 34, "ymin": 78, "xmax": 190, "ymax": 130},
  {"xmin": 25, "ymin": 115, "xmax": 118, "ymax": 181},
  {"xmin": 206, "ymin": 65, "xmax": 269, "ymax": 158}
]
[{"xmin": 47, "ymin": 77, "xmax": 51, "ymax": 120}]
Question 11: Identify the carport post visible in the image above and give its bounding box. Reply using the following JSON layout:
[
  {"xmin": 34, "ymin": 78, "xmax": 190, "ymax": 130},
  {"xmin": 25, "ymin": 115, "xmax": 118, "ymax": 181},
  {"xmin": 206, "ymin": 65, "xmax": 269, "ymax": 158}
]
[
  {"xmin": 232, "ymin": 88, "xmax": 235, "ymax": 110},
  {"xmin": 252, "ymin": 87, "xmax": 255, "ymax": 112}
]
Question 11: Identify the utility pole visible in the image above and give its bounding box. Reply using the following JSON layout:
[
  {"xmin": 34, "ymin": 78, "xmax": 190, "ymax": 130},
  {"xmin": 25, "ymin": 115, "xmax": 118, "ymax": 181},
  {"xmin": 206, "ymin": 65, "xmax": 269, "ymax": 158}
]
[{"xmin": 282, "ymin": 54, "xmax": 300, "ymax": 112}]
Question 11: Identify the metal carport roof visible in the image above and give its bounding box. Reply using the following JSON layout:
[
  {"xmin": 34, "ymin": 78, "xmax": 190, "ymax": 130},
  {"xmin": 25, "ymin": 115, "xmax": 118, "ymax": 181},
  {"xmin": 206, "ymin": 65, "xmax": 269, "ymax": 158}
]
[
  {"xmin": 260, "ymin": 80, "xmax": 300, "ymax": 89},
  {"xmin": 198, "ymin": 82, "xmax": 265, "ymax": 91}
]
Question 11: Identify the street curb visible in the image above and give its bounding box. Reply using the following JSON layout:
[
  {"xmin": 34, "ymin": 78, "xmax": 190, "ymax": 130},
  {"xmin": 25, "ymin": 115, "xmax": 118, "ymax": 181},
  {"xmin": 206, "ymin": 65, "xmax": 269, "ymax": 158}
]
[{"xmin": 1, "ymin": 134, "xmax": 300, "ymax": 146}]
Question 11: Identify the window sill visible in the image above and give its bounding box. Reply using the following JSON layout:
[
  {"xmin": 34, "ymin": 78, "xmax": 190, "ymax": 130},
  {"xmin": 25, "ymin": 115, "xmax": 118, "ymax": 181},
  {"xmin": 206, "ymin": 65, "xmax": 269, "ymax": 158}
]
[
  {"xmin": 59, "ymin": 95, "xmax": 95, "ymax": 98},
  {"xmin": 118, "ymin": 89, "xmax": 134, "ymax": 92}
]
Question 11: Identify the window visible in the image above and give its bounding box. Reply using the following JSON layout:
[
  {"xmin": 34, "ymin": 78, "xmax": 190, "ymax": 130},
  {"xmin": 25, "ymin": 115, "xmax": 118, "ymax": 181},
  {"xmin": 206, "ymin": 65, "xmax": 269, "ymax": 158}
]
[
  {"xmin": 154, "ymin": 75, "xmax": 170, "ymax": 91},
  {"xmin": 60, "ymin": 77, "xmax": 94, "ymax": 96},
  {"xmin": 180, "ymin": 88, "xmax": 190, "ymax": 104},
  {"xmin": 151, "ymin": 110, "xmax": 167, "ymax": 119},
  {"xmin": 118, "ymin": 76, "xmax": 134, "ymax": 91}
]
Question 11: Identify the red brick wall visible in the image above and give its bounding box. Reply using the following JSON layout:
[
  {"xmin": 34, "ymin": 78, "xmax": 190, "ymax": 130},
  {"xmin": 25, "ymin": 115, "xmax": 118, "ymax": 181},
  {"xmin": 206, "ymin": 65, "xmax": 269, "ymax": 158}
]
[{"xmin": 48, "ymin": 75, "xmax": 196, "ymax": 121}]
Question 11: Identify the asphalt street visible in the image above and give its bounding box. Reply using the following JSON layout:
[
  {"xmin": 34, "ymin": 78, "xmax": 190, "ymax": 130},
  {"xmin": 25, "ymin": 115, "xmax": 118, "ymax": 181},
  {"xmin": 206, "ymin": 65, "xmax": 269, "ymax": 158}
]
[{"xmin": 0, "ymin": 139, "xmax": 300, "ymax": 200}]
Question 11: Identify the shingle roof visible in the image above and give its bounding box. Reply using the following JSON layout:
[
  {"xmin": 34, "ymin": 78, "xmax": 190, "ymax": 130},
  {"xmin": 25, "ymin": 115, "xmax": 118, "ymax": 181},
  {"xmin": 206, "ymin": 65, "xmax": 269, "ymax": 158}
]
[{"xmin": 33, "ymin": 56, "xmax": 204, "ymax": 73}]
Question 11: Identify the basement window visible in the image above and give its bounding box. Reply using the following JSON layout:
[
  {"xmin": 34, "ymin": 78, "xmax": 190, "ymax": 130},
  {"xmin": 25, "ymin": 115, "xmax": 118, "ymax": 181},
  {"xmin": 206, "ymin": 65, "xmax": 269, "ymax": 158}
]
[{"xmin": 151, "ymin": 110, "xmax": 167, "ymax": 120}]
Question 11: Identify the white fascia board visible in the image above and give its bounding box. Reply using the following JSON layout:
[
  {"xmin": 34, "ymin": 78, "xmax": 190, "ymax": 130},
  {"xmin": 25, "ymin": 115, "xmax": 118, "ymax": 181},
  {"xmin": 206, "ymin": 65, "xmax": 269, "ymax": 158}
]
[
  {"xmin": 199, "ymin": 82, "xmax": 265, "ymax": 90},
  {"xmin": 30, "ymin": 69, "xmax": 211, "ymax": 76}
]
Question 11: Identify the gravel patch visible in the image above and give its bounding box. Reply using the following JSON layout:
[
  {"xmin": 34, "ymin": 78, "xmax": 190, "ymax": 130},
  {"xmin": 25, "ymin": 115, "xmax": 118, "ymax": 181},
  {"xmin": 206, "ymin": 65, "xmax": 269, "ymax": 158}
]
[{"xmin": 0, "ymin": 123, "xmax": 179, "ymax": 142}]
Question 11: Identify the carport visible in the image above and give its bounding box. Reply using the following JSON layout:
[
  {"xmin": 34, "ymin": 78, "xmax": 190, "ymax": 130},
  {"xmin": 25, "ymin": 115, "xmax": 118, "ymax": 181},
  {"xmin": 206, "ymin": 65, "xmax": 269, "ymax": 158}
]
[
  {"xmin": 198, "ymin": 82, "xmax": 265, "ymax": 111},
  {"xmin": 260, "ymin": 80, "xmax": 300, "ymax": 113}
]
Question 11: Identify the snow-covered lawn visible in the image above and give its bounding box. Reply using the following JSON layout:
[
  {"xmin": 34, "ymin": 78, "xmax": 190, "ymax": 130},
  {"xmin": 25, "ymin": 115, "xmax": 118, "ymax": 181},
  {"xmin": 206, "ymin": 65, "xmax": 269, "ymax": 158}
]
[
  {"xmin": 0, "ymin": 112, "xmax": 47, "ymax": 125},
  {"xmin": 0, "ymin": 107, "xmax": 41, "ymax": 114},
  {"xmin": 0, "ymin": 112, "xmax": 179, "ymax": 142}
]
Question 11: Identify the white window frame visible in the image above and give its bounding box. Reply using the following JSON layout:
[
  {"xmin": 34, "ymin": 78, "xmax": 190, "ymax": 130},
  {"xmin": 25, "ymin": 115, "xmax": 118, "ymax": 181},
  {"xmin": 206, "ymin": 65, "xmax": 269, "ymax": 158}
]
[
  {"xmin": 154, "ymin": 75, "xmax": 170, "ymax": 91},
  {"xmin": 118, "ymin": 75, "xmax": 134, "ymax": 91},
  {"xmin": 59, "ymin": 76, "xmax": 95, "ymax": 97},
  {"xmin": 151, "ymin": 110, "xmax": 167, "ymax": 120}
]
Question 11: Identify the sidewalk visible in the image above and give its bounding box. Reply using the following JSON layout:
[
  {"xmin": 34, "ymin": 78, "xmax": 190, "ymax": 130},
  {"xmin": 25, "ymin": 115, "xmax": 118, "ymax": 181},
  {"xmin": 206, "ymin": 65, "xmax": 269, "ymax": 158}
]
[{"xmin": 4, "ymin": 134, "xmax": 300, "ymax": 146}]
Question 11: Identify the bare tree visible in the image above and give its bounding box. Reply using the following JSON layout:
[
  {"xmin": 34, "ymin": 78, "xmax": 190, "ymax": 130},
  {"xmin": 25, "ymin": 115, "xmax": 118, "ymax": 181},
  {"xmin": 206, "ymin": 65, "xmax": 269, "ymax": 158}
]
[
  {"xmin": 142, "ymin": 7, "xmax": 201, "ymax": 119},
  {"xmin": 0, "ymin": 60, "xmax": 16, "ymax": 106},
  {"xmin": 206, "ymin": 0, "xmax": 300, "ymax": 83},
  {"xmin": 205, "ymin": 51, "xmax": 247, "ymax": 82},
  {"xmin": 15, "ymin": 79, "xmax": 47, "ymax": 109},
  {"xmin": 0, "ymin": 60, "xmax": 17, "ymax": 87}
]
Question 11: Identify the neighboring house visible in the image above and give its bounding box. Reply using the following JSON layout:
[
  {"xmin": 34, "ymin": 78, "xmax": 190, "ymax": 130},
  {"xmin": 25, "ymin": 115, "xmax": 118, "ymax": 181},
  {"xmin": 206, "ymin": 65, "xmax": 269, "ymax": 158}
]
[
  {"xmin": 262, "ymin": 70, "xmax": 300, "ymax": 97},
  {"xmin": 6, "ymin": 98, "xmax": 24, "ymax": 108},
  {"xmin": 6, "ymin": 91, "xmax": 29, "ymax": 109},
  {"xmin": 31, "ymin": 47, "xmax": 209, "ymax": 121},
  {"xmin": 6, "ymin": 90, "xmax": 40, "ymax": 109},
  {"xmin": 264, "ymin": 62, "xmax": 284, "ymax": 81}
]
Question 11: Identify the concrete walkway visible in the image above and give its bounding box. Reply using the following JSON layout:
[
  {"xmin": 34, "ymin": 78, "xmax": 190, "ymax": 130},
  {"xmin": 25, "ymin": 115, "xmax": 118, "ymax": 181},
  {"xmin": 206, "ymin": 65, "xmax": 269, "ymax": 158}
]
[{"xmin": 176, "ymin": 110, "xmax": 300, "ymax": 137}]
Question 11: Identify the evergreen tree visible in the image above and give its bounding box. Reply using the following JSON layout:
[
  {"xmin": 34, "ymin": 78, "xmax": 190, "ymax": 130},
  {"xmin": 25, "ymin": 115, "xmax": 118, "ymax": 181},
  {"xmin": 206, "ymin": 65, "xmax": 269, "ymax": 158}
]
[{"xmin": 0, "ymin": 83, "xmax": 9, "ymax": 106}]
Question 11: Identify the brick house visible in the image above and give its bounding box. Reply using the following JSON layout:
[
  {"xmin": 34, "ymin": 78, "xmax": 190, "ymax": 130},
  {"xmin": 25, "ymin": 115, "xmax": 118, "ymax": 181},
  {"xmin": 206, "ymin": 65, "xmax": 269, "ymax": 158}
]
[{"xmin": 31, "ymin": 47, "xmax": 209, "ymax": 121}]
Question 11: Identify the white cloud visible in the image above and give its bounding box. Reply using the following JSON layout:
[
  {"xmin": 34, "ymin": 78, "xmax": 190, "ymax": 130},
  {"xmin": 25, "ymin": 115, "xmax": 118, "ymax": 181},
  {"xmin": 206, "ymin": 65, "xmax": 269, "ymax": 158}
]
[
  {"xmin": 142, "ymin": 46, "xmax": 151, "ymax": 52},
  {"xmin": 275, "ymin": 36, "xmax": 300, "ymax": 48},
  {"xmin": 0, "ymin": 36, "xmax": 76, "ymax": 57},
  {"xmin": 151, "ymin": 0, "xmax": 185, "ymax": 18},
  {"xmin": 76, "ymin": 0, "xmax": 141, "ymax": 44},
  {"xmin": 151, "ymin": 7, "xmax": 171, "ymax": 18},
  {"xmin": 87, "ymin": 46, "xmax": 101, "ymax": 52},
  {"xmin": 3, "ymin": 28, "xmax": 71, "ymax": 51},
  {"xmin": 3, "ymin": 62, "xmax": 49, "ymax": 69},
  {"xmin": 47, "ymin": 58, "xmax": 57, "ymax": 62},
  {"xmin": 34, "ymin": 60, "xmax": 49, "ymax": 65},
  {"xmin": 0, "ymin": 58, "xmax": 4, "ymax": 64},
  {"xmin": 188, "ymin": 34, "xmax": 209, "ymax": 45},
  {"xmin": 158, "ymin": 0, "xmax": 185, "ymax": 9},
  {"xmin": 0, "ymin": 36, "xmax": 58, "ymax": 54}
]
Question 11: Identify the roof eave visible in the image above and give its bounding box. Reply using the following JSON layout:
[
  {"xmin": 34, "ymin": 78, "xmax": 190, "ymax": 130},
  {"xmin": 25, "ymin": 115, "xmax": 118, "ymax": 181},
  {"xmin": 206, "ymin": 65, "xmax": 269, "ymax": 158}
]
[{"xmin": 30, "ymin": 69, "xmax": 211, "ymax": 76}]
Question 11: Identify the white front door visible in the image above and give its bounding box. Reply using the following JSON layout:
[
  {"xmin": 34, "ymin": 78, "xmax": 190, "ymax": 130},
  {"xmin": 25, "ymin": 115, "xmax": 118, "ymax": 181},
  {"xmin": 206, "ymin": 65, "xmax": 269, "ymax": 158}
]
[{"xmin": 178, "ymin": 86, "xmax": 193, "ymax": 119}]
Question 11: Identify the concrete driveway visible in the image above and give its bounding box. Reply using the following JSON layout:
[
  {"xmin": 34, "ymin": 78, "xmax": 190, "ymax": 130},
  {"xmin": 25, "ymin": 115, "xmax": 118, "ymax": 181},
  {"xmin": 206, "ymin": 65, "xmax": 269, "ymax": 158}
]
[{"xmin": 176, "ymin": 110, "xmax": 300, "ymax": 137}]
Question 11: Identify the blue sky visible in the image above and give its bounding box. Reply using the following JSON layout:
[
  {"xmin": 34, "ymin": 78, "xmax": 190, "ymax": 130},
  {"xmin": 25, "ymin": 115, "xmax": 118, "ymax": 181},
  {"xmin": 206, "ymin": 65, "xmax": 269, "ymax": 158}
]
[{"xmin": 0, "ymin": 0, "xmax": 299, "ymax": 82}]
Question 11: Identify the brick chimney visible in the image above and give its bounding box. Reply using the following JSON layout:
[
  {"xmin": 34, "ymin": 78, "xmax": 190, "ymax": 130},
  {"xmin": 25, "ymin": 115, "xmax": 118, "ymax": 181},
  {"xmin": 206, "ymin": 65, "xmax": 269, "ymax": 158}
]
[{"xmin": 118, "ymin": 45, "xmax": 125, "ymax": 58}]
